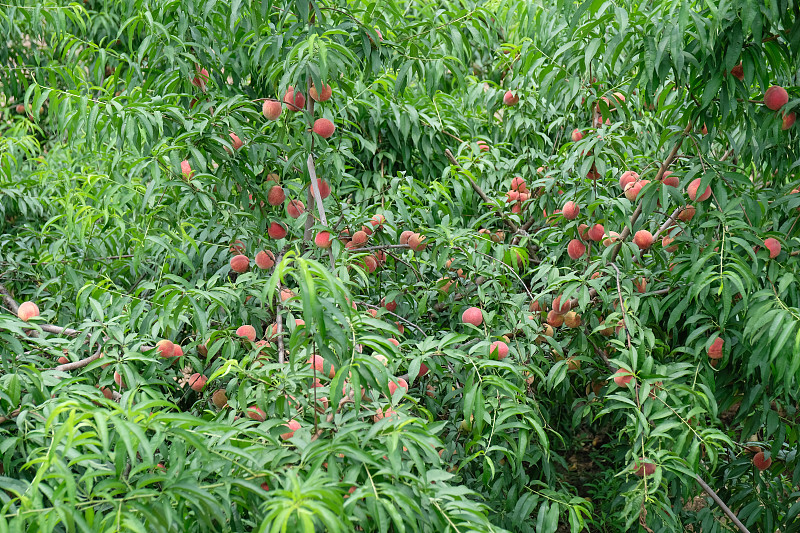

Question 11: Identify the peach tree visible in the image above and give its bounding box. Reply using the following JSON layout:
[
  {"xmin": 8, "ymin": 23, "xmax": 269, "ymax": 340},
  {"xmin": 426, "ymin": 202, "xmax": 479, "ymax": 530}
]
[{"xmin": 0, "ymin": 0, "xmax": 798, "ymax": 531}]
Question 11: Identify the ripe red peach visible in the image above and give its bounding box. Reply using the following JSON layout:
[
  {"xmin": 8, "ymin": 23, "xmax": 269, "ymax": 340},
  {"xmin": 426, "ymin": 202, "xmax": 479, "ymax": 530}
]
[
  {"xmin": 503, "ymin": 90, "xmax": 519, "ymax": 106},
  {"xmin": 156, "ymin": 339, "xmax": 176, "ymax": 358},
  {"xmin": 309, "ymin": 83, "xmax": 332, "ymax": 102},
  {"xmin": 567, "ymin": 239, "xmax": 586, "ymax": 259},
  {"xmin": 633, "ymin": 459, "xmax": 656, "ymax": 477},
  {"xmin": 230, "ymin": 254, "xmax": 249, "ymax": 273},
  {"xmin": 247, "ymin": 406, "xmax": 266, "ymax": 421},
  {"xmin": 315, "ymin": 231, "xmax": 332, "ymax": 248},
  {"xmin": 17, "ymin": 301, "xmax": 40, "ymax": 322},
  {"xmin": 613, "ymin": 368, "xmax": 634, "ymax": 387},
  {"xmin": 547, "ymin": 310, "xmax": 565, "ymax": 328},
  {"xmin": 388, "ymin": 378, "xmax": 409, "ymax": 396},
  {"xmin": 764, "ymin": 237, "xmax": 781, "ymax": 259},
  {"xmin": 587, "ymin": 223, "xmax": 605, "ymax": 242},
  {"xmin": 212, "ymin": 389, "xmax": 228, "ymax": 408},
  {"xmin": 660, "ymin": 171, "xmax": 679, "ymax": 187},
  {"xmin": 408, "ymin": 233, "xmax": 426, "ymax": 251},
  {"xmin": 308, "ymin": 354, "xmax": 335, "ymax": 378},
  {"xmin": 489, "ymin": 340, "xmax": 509, "ymax": 360},
  {"xmin": 562, "ymin": 201, "xmax": 580, "ymax": 220},
  {"xmin": 283, "ymin": 86, "xmax": 305, "ymax": 110},
  {"xmin": 236, "ymin": 325, "xmax": 256, "ymax": 342},
  {"xmin": 552, "ymin": 295, "xmax": 571, "ymax": 314},
  {"xmin": 678, "ymin": 205, "xmax": 696, "ymax": 222},
  {"xmin": 633, "ymin": 230, "xmax": 654, "ymax": 250},
  {"xmin": 730, "ymin": 63, "xmax": 744, "ymax": 81},
  {"xmin": 571, "ymin": 129, "xmax": 583, "ymax": 142},
  {"xmin": 312, "ymin": 118, "xmax": 335, "ymax": 138},
  {"xmin": 268, "ymin": 222, "xmax": 287, "ymax": 239},
  {"xmin": 783, "ymin": 111, "xmax": 796, "ymax": 130},
  {"xmin": 180, "ymin": 160, "xmax": 194, "ymax": 180},
  {"xmin": 753, "ymin": 451, "xmax": 772, "ymax": 471},
  {"xmin": 764, "ymin": 86, "xmax": 788, "ymax": 111},
  {"xmin": 687, "ymin": 178, "xmax": 711, "ymax": 201},
  {"xmin": 462, "ymin": 307, "xmax": 483, "ymax": 326},
  {"xmin": 619, "ymin": 170, "xmax": 639, "ymax": 190},
  {"xmin": 708, "ymin": 337, "xmax": 724, "ymax": 359},
  {"xmin": 188, "ymin": 373, "xmax": 207, "ymax": 391},
  {"xmin": 267, "ymin": 185, "xmax": 285, "ymax": 206},
  {"xmin": 262, "ymin": 100, "xmax": 282, "ymax": 120},
  {"xmin": 287, "ymin": 199, "xmax": 305, "ymax": 218},
  {"xmin": 255, "ymin": 250, "xmax": 275, "ymax": 269}
]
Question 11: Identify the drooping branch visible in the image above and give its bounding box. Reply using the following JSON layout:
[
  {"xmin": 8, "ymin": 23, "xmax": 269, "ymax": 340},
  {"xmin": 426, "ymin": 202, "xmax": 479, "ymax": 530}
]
[
  {"xmin": 694, "ymin": 475, "xmax": 751, "ymax": 533},
  {"xmin": 0, "ymin": 284, "xmax": 20, "ymax": 314},
  {"xmin": 55, "ymin": 345, "xmax": 104, "ymax": 372}
]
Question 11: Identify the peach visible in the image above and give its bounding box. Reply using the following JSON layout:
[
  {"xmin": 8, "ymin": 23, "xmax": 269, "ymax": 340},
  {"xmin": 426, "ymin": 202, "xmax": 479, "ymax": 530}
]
[
  {"xmin": 753, "ymin": 451, "xmax": 772, "ymax": 471},
  {"xmin": 188, "ymin": 373, "xmax": 207, "ymax": 391},
  {"xmin": 247, "ymin": 406, "xmax": 266, "ymax": 421},
  {"xmin": 764, "ymin": 237, "xmax": 781, "ymax": 258},
  {"xmin": 312, "ymin": 118, "xmax": 335, "ymax": 138},
  {"xmin": 267, "ymin": 185, "xmax": 285, "ymax": 206},
  {"xmin": 315, "ymin": 231, "xmax": 332, "ymax": 248},
  {"xmin": 510, "ymin": 176, "xmax": 527, "ymax": 192},
  {"xmin": 462, "ymin": 307, "xmax": 483, "ymax": 326},
  {"xmin": 552, "ymin": 295, "xmax": 571, "ymax": 314},
  {"xmin": 236, "ymin": 325, "xmax": 256, "ymax": 342},
  {"xmin": 212, "ymin": 389, "xmax": 228, "ymax": 408},
  {"xmin": 363, "ymin": 255, "xmax": 378, "ymax": 273},
  {"xmin": 634, "ymin": 278, "xmax": 647, "ymax": 293},
  {"xmin": 370, "ymin": 213, "xmax": 386, "ymax": 228},
  {"xmin": 388, "ymin": 378, "xmax": 409, "ymax": 395},
  {"xmin": 229, "ymin": 132, "xmax": 243, "ymax": 150},
  {"xmin": 17, "ymin": 301, "xmax": 40, "ymax": 322},
  {"xmin": 283, "ymin": 86, "xmax": 305, "ymax": 110},
  {"xmin": 230, "ymin": 240, "xmax": 246, "ymax": 254},
  {"xmin": 764, "ymin": 86, "xmax": 788, "ymax": 111},
  {"xmin": 633, "ymin": 230, "xmax": 654, "ymax": 250},
  {"xmin": 287, "ymin": 199, "xmax": 305, "ymax": 218},
  {"xmin": 730, "ymin": 63, "xmax": 744, "ymax": 81},
  {"xmin": 381, "ymin": 297, "xmax": 397, "ymax": 312},
  {"xmin": 566, "ymin": 357, "xmax": 581, "ymax": 370},
  {"xmin": 562, "ymin": 201, "xmax": 580, "ymax": 220},
  {"xmin": 567, "ymin": 239, "xmax": 586, "ymax": 259},
  {"xmin": 587, "ymin": 223, "xmax": 605, "ymax": 242},
  {"xmin": 662, "ymin": 236, "xmax": 678, "ymax": 252},
  {"xmin": 619, "ymin": 170, "xmax": 639, "ymax": 190},
  {"xmin": 503, "ymin": 91, "xmax": 519, "ymax": 106},
  {"xmin": 58, "ymin": 356, "xmax": 69, "ymax": 364},
  {"xmin": 255, "ymin": 250, "xmax": 275, "ymax": 269},
  {"xmin": 564, "ymin": 311, "xmax": 581, "ymax": 328},
  {"xmin": 351, "ymin": 230, "xmax": 368, "ymax": 246},
  {"xmin": 624, "ymin": 181, "xmax": 643, "ymax": 201},
  {"xmin": 114, "ymin": 371, "xmax": 125, "ymax": 388},
  {"xmin": 180, "ymin": 160, "xmax": 194, "ymax": 180},
  {"xmin": 547, "ymin": 310, "xmax": 564, "ymax": 328},
  {"xmin": 408, "ymin": 233, "xmax": 426, "ymax": 251},
  {"xmin": 599, "ymin": 232, "xmax": 619, "ymax": 248},
  {"xmin": 191, "ymin": 67, "xmax": 209, "ymax": 91},
  {"xmin": 156, "ymin": 339, "xmax": 175, "ymax": 358},
  {"xmin": 309, "ymin": 83, "xmax": 333, "ymax": 102},
  {"xmin": 315, "ymin": 178, "xmax": 331, "ymax": 199},
  {"xmin": 280, "ymin": 288, "xmax": 295, "ymax": 302},
  {"xmin": 678, "ymin": 205, "xmax": 696, "ymax": 222},
  {"xmin": 230, "ymin": 254, "xmax": 249, "ymax": 273},
  {"xmin": 577, "ymin": 223, "xmax": 589, "ymax": 240},
  {"xmin": 268, "ymin": 221, "xmax": 287, "ymax": 239},
  {"xmin": 308, "ymin": 354, "xmax": 335, "ymax": 378},
  {"xmin": 262, "ymin": 100, "xmax": 282, "ymax": 120},
  {"xmin": 571, "ymin": 129, "xmax": 583, "ymax": 142},
  {"xmin": 708, "ymin": 337, "xmax": 724, "ymax": 359},
  {"xmin": 387, "ymin": 338, "xmax": 400, "ymax": 347},
  {"xmin": 782, "ymin": 111, "xmax": 796, "ymax": 130},
  {"xmin": 613, "ymin": 368, "xmax": 634, "ymax": 387},
  {"xmin": 661, "ymin": 171, "xmax": 679, "ymax": 187},
  {"xmin": 687, "ymin": 178, "xmax": 711, "ymax": 201},
  {"xmin": 476, "ymin": 140, "xmax": 490, "ymax": 152},
  {"xmin": 633, "ymin": 459, "xmax": 656, "ymax": 477},
  {"xmin": 489, "ymin": 340, "xmax": 509, "ymax": 360}
]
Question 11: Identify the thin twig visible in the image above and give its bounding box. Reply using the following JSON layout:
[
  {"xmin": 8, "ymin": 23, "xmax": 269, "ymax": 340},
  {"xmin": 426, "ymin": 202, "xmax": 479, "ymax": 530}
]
[
  {"xmin": 694, "ymin": 475, "xmax": 752, "ymax": 533},
  {"xmin": 349, "ymin": 243, "xmax": 411, "ymax": 253},
  {"xmin": 652, "ymin": 206, "xmax": 684, "ymax": 242},
  {"xmin": 276, "ymin": 311, "xmax": 285, "ymax": 365}
]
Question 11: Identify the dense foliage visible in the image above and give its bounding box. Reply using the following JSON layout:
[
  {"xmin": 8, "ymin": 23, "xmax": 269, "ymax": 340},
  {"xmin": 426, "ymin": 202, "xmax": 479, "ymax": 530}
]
[{"xmin": 1, "ymin": 0, "xmax": 799, "ymax": 531}]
